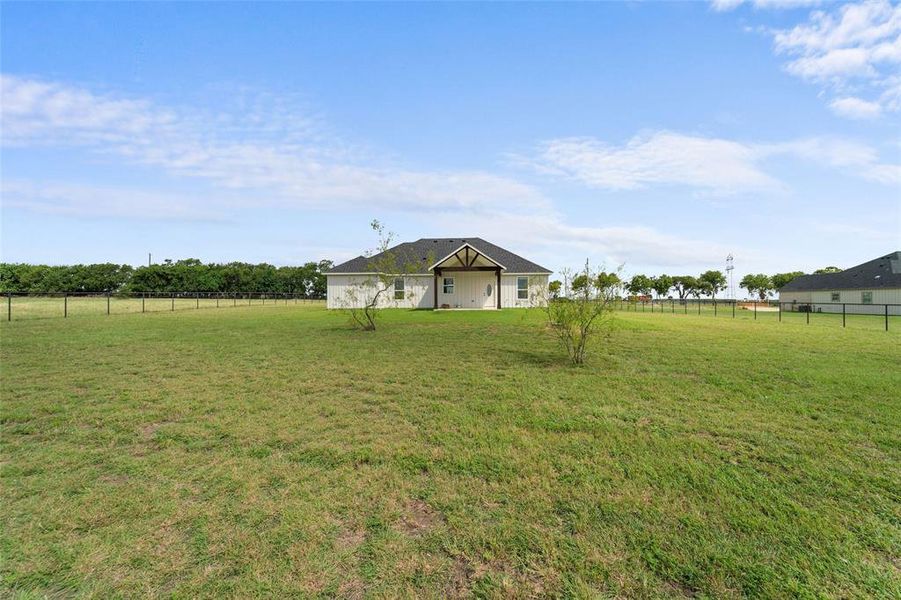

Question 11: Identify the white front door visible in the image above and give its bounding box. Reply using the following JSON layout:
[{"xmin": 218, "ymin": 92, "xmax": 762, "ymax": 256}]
[
  {"xmin": 468, "ymin": 272, "xmax": 494, "ymax": 308},
  {"xmin": 481, "ymin": 275, "xmax": 496, "ymax": 308}
]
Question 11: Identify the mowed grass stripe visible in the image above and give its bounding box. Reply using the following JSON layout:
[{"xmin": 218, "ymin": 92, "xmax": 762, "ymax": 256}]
[{"xmin": 1, "ymin": 306, "xmax": 899, "ymax": 597}]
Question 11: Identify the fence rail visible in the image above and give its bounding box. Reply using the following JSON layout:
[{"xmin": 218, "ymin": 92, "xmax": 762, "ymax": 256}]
[
  {"xmin": 3, "ymin": 291, "xmax": 325, "ymax": 322},
  {"xmin": 613, "ymin": 298, "xmax": 900, "ymax": 331}
]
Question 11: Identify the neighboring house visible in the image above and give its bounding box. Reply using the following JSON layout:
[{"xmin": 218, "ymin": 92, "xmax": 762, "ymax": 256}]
[
  {"xmin": 326, "ymin": 238, "xmax": 551, "ymax": 309},
  {"xmin": 778, "ymin": 251, "xmax": 901, "ymax": 315}
]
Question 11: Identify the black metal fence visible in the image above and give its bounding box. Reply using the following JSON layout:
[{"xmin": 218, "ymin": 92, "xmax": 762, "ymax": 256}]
[
  {"xmin": 614, "ymin": 299, "xmax": 900, "ymax": 331},
  {"xmin": 3, "ymin": 291, "xmax": 325, "ymax": 321}
]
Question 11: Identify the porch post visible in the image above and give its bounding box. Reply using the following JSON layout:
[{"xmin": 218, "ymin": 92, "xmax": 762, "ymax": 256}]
[
  {"xmin": 433, "ymin": 269, "xmax": 439, "ymax": 309},
  {"xmin": 496, "ymin": 268, "xmax": 501, "ymax": 309}
]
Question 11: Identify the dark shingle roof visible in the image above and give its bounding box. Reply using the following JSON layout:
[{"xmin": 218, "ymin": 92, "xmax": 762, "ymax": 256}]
[
  {"xmin": 779, "ymin": 251, "xmax": 901, "ymax": 292},
  {"xmin": 327, "ymin": 238, "xmax": 552, "ymax": 274}
]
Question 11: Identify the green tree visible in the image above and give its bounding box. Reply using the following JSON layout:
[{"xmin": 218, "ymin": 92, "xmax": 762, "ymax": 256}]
[
  {"xmin": 740, "ymin": 273, "xmax": 774, "ymax": 300},
  {"xmin": 548, "ymin": 280, "xmax": 562, "ymax": 299},
  {"xmin": 650, "ymin": 275, "xmax": 673, "ymax": 299},
  {"xmin": 771, "ymin": 271, "xmax": 805, "ymax": 290},
  {"xmin": 571, "ymin": 274, "xmax": 590, "ymax": 294},
  {"xmin": 671, "ymin": 275, "xmax": 699, "ymax": 300},
  {"xmin": 626, "ymin": 274, "xmax": 652, "ymax": 297},
  {"xmin": 814, "ymin": 266, "xmax": 842, "ymax": 274},
  {"xmin": 698, "ymin": 270, "xmax": 727, "ymax": 298},
  {"xmin": 595, "ymin": 271, "xmax": 622, "ymax": 294},
  {"xmin": 544, "ymin": 260, "xmax": 618, "ymax": 365}
]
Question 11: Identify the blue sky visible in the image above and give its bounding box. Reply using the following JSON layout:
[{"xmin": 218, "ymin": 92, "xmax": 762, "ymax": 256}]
[{"xmin": 2, "ymin": 1, "xmax": 899, "ymax": 288}]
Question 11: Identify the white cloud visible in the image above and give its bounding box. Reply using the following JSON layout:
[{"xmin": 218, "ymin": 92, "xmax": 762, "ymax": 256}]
[
  {"xmin": 829, "ymin": 95, "xmax": 883, "ymax": 118},
  {"xmin": 770, "ymin": 0, "xmax": 901, "ymax": 117},
  {"xmin": 433, "ymin": 210, "xmax": 741, "ymax": 271},
  {"xmin": 0, "ymin": 75, "xmax": 175, "ymax": 144},
  {"xmin": 0, "ymin": 75, "xmax": 548, "ymax": 217},
  {"xmin": 523, "ymin": 131, "xmax": 900, "ymax": 193},
  {"xmin": 0, "ymin": 180, "xmax": 226, "ymax": 221},
  {"xmin": 524, "ymin": 132, "xmax": 778, "ymax": 194}
]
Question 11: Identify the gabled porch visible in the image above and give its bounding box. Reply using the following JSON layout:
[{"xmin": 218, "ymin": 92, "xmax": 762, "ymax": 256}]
[{"xmin": 429, "ymin": 243, "xmax": 505, "ymax": 309}]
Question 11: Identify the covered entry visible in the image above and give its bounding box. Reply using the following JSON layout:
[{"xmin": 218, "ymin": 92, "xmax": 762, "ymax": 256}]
[{"xmin": 430, "ymin": 243, "xmax": 504, "ymax": 309}]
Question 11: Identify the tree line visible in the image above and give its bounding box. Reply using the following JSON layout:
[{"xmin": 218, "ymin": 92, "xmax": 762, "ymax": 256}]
[
  {"xmin": 0, "ymin": 259, "xmax": 333, "ymax": 296},
  {"xmin": 548, "ymin": 269, "xmax": 822, "ymax": 301}
]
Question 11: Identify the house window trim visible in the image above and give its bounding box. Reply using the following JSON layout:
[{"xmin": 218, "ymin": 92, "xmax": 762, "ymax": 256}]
[
  {"xmin": 861, "ymin": 291, "xmax": 873, "ymax": 305},
  {"xmin": 516, "ymin": 276, "xmax": 529, "ymax": 300},
  {"xmin": 394, "ymin": 277, "xmax": 405, "ymax": 300},
  {"xmin": 442, "ymin": 277, "xmax": 455, "ymax": 294}
]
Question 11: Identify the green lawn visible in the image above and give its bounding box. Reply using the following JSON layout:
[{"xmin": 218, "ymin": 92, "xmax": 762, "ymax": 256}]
[
  {"xmin": 2, "ymin": 306, "xmax": 899, "ymax": 598},
  {"xmin": 3, "ymin": 295, "xmax": 322, "ymax": 320}
]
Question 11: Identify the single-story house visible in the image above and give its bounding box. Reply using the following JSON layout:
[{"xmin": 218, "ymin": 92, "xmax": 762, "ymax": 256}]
[
  {"xmin": 778, "ymin": 251, "xmax": 901, "ymax": 315},
  {"xmin": 326, "ymin": 238, "xmax": 551, "ymax": 309}
]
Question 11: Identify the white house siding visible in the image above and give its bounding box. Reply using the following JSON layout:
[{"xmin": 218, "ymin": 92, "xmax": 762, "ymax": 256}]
[
  {"xmin": 779, "ymin": 288, "xmax": 901, "ymax": 315},
  {"xmin": 326, "ymin": 275, "xmax": 434, "ymax": 309},
  {"xmin": 500, "ymin": 274, "xmax": 549, "ymax": 308},
  {"xmin": 328, "ymin": 272, "xmax": 549, "ymax": 309}
]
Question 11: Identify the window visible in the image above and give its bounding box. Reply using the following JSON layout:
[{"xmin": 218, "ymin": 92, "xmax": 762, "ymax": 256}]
[
  {"xmin": 394, "ymin": 277, "xmax": 405, "ymax": 300},
  {"xmin": 517, "ymin": 277, "xmax": 529, "ymax": 300},
  {"xmin": 443, "ymin": 277, "xmax": 454, "ymax": 294},
  {"xmin": 862, "ymin": 291, "xmax": 873, "ymax": 304},
  {"xmin": 831, "ymin": 292, "xmax": 840, "ymax": 302}
]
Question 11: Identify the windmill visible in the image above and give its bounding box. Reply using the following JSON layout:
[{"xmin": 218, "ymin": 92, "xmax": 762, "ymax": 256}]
[{"xmin": 726, "ymin": 254, "xmax": 735, "ymax": 299}]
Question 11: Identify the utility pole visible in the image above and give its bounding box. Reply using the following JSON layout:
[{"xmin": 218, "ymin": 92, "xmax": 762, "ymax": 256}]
[{"xmin": 148, "ymin": 253, "xmax": 152, "ymax": 267}]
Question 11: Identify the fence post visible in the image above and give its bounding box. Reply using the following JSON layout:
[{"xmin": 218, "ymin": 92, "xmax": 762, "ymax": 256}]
[
  {"xmin": 142, "ymin": 293, "xmax": 145, "ymax": 314},
  {"xmin": 778, "ymin": 302, "xmax": 781, "ymax": 322},
  {"xmin": 684, "ymin": 300, "xmax": 687, "ymax": 314},
  {"xmin": 754, "ymin": 301, "xmax": 757, "ymax": 320},
  {"xmin": 196, "ymin": 292, "xmax": 199, "ymax": 309},
  {"xmin": 732, "ymin": 301, "xmax": 735, "ymax": 318},
  {"xmin": 107, "ymin": 292, "xmax": 110, "ymax": 315},
  {"xmin": 7, "ymin": 292, "xmax": 10, "ymax": 321},
  {"xmin": 672, "ymin": 299, "xmax": 674, "ymax": 314},
  {"xmin": 714, "ymin": 299, "xmax": 717, "ymax": 317},
  {"xmin": 842, "ymin": 303, "xmax": 845, "ymax": 328},
  {"xmin": 64, "ymin": 293, "xmax": 68, "ymax": 318},
  {"xmin": 806, "ymin": 308, "xmax": 809, "ymax": 325},
  {"xmin": 886, "ymin": 304, "xmax": 889, "ymax": 332},
  {"xmin": 698, "ymin": 300, "xmax": 701, "ymax": 316},
  {"xmin": 171, "ymin": 293, "xmax": 174, "ymax": 311}
]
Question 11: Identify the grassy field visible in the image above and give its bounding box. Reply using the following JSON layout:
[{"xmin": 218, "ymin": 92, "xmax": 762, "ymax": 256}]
[
  {"xmin": 6, "ymin": 294, "xmax": 897, "ymax": 334},
  {"xmin": 3, "ymin": 295, "xmax": 323, "ymax": 320},
  {"xmin": 2, "ymin": 306, "xmax": 899, "ymax": 598}
]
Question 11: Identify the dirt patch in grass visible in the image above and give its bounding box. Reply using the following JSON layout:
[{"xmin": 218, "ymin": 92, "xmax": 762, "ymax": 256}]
[
  {"xmin": 471, "ymin": 559, "xmax": 546, "ymax": 597},
  {"xmin": 139, "ymin": 420, "xmax": 173, "ymax": 440},
  {"xmin": 444, "ymin": 556, "xmax": 473, "ymax": 598},
  {"xmin": 99, "ymin": 474, "xmax": 130, "ymax": 485},
  {"xmin": 397, "ymin": 499, "xmax": 443, "ymax": 537},
  {"xmin": 335, "ymin": 526, "xmax": 365, "ymax": 552},
  {"xmin": 337, "ymin": 576, "xmax": 365, "ymax": 599},
  {"xmin": 665, "ymin": 580, "xmax": 699, "ymax": 598}
]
